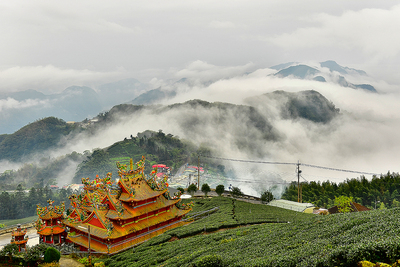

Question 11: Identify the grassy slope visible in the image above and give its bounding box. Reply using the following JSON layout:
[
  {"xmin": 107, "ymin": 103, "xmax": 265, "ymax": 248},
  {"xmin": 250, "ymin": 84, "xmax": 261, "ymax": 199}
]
[
  {"xmin": 106, "ymin": 198, "xmax": 400, "ymax": 267},
  {"xmin": 0, "ymin": 215, "xmax": 38, "ymax": 227}
]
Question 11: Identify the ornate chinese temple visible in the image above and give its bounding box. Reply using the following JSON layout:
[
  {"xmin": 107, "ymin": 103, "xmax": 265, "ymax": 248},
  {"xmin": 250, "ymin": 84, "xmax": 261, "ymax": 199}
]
[
  {"xmin": 63, "ymin": 156, "xmax": 192, "ymax": 254},
  {"xmin": 11, "ymin": 224, "xmax": 28, "ymax": 251},
  {"xmin": 36, "ymin": 200, "xmax": 67, "ymax": 245}
]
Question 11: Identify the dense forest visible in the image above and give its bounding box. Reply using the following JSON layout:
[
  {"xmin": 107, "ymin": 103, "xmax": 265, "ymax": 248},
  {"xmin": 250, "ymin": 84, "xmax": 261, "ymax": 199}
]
[
  {"xmin": 72, "ymin": 129, "xmax": 216, "ymax": 183},
  {"xmin": 281, "ymin": 172, "xmax": 400, "ymax": 209},
  {"xmin": 0, "ymin": 184, "xmax": 73, "ymax": 220}
]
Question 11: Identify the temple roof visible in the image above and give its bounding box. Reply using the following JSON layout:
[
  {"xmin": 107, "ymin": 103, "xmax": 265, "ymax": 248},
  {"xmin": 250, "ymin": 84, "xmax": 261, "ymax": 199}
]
[
  {"xmin": 68, "ymin": 219, "xmax": 188, "ymax": 255},
  {"xmin": 65, "ymin": 205, "xmax": 189, "ymax": 240},
  {"xmin": 12, "ymin": 230, "xmax": 27, "ymax": 237},
  {"xmin": 37, "ymin": 225, "xmax": 65, "ymax": 235},
  {"xmin": 36, "ymin": 200, "xmax": 65, "ymax": 220},
  {"xmin": 64, "ymin": 156, "xmax": 192, "ymax": 253}
]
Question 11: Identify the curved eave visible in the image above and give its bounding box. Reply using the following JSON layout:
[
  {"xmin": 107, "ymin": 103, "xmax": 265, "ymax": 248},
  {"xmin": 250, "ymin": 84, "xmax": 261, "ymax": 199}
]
[
  {"xmin": 11, "ymin": 239, "xmax": 28, "ymax": 245},
  {"xmin": 37, "ymin": 226, "xmax": 65, "ymax": 235},
  {"xmin": 106, "ymin": 197, "xmax": 180, "ymax": 220},
  {"xmin": 119, "ymin": 188, "xmax": 167, "ymax": 202}
]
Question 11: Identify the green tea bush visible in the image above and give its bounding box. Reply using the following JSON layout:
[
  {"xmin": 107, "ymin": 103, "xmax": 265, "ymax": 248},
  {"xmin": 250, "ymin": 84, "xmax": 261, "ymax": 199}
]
[{"xmin": 194, "ymin": 254, "xmax": 226, "ymax": 267}]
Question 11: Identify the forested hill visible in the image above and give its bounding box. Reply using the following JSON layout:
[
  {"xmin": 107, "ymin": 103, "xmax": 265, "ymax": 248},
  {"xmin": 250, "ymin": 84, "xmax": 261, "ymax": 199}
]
[
  {"xmin": 72, "ymin": 130, "xmax": 218, "ymax": 183},
  {"xmin": 0, "ymin": 117, "xmax": 82, "ymax": 161},
  {"xmin": 282, "ymin": 172, "xmax": 400, "ymax": 209}
]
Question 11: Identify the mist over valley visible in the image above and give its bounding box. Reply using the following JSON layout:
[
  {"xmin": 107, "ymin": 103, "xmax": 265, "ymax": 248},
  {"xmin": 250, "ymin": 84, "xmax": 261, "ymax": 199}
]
[{"xmin": 0, "ymin": 61, "xmax": 398, "ymax": 197}]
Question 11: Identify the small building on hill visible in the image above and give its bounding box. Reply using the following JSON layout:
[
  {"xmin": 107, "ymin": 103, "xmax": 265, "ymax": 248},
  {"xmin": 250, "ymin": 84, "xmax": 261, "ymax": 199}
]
[
  {"xmin": 11, "ymin": 224, "xmax": 28, "ymax": 251},
  {"xmin": 268, "ymin": 199, "xmax": 315, "ymax": 213},
  {"xmin": 328, "ymin": 202, "xmax": 370, "ymax": 214}
]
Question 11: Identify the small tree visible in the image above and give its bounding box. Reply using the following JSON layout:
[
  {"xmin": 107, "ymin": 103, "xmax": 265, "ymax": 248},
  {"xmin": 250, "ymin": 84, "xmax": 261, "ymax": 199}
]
[
  {"xmin": 44, "ymin": 246, "xmax": 61, "ymax": 263},
  {"xmin": 261, "ymin": 191, "xmax": 274, "ymax": 204},
  {"xmin": 231, "ymin": 186, "xmax": 243, "ymax": 198},
  {"xmin": 334, "ymin": 195, "xmax": 353, "ymax": 213},
  {"xmin": 187, "ymin": 184, "xmax": 197, "ymax": 196},
  {"xmin": 201, "ymin": 183, "xmax": 211, "ymax": 197},
  {"xmin": 177, "ymin": 187, "xmax": 185, "ymax": 194},
  {"xmin": 215, "ymin": 185, "xmax": 225, "ymax": 196}
]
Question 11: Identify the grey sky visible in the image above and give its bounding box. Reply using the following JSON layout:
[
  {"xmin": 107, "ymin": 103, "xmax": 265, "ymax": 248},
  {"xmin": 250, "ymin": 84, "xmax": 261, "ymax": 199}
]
[{"xmin": 1, "ymin": 1, "xmax": 400, "ymax": 92}]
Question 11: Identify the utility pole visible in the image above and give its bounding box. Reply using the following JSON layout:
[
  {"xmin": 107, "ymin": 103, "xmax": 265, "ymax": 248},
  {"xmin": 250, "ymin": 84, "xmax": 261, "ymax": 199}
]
[
  {"xmin": 297, "ymin": 161, "xmax": 302, "ymax": 203},
  {"xmin": 88, "ymin": 225, "xmax": 91, "ymax": 265},
  {"xmin": 197, "ymin": 155, "xmax": 200, "ymax": 190}
]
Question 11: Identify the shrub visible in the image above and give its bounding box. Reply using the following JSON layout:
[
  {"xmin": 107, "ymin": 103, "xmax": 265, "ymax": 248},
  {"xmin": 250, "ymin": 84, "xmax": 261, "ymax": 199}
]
[
  {"xmin": 194, "ymin": 254, "xmax": 225, "ymax": 267},
  {"xmin": 24, "ymin": 243, "xmax": 48, "ymax": 265},
  {"xmin": 215, "ymin": 185, "xmax": 224, "ymax": 196},
  {"xmin": 0, "ymin": 243, "xmax": 19, "ymax": 262},
  {"xmin": 43, "ymin": 247, "xmax": 60, "ymax": 263}
]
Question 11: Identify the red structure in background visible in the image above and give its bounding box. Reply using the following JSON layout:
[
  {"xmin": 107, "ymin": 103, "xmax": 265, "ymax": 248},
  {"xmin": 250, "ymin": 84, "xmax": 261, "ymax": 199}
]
[
  {"xmin": 35, "ymin": 200, "xmax": 68, "ymax": 245},
  {"xmin": 11, "ymin": 224, "xmax": 28, "ymax": 251}
]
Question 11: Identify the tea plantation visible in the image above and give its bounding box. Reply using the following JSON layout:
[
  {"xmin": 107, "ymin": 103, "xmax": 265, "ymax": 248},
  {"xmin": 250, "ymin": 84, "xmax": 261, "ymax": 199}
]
[{"xmin": 105, "ymin": 197, "xmax": 400, "ymax": 266}]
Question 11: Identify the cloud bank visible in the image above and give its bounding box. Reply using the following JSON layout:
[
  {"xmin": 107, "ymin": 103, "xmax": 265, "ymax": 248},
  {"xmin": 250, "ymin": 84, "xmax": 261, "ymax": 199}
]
[{"xmin": 41, "ymin": 61, "xmax": 400, "ymax": 196}]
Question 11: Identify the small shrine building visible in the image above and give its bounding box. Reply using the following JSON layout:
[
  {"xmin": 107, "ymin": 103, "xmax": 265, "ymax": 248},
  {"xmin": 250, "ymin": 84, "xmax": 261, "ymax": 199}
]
[
  {"xmin": 11, "ymin": 224, "xmax": 28, "ymax": 251},
  {"xmin": 35, "ymin": 200, "xmax": 68, "ymax": 245},
  {"xmin": 63, "ymin": 156, "xmax": 192, "ymax": 254}
]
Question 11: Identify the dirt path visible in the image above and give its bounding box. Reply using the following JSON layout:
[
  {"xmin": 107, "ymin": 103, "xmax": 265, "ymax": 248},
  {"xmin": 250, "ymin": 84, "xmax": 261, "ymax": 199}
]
[{"xmin": 59, "ymin": 257, "xmax": 84, "ymax": 267}]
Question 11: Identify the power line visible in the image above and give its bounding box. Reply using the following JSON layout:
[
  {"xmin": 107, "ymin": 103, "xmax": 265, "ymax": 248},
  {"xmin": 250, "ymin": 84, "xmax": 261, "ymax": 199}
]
[
  {"xmin": 301, "ymin": 163, "xmax": 379, "ymax": 176},
  {"xmin": 199, "ymin": 154, "xmax": 380, "ymax": 176},
  {"xmin": 200, "ymin": 155, "xmax": 297, "ymax": 166}
]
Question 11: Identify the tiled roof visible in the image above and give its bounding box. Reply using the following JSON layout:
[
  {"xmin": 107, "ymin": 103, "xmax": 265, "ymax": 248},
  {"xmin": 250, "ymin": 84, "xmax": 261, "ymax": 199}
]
[
  {"xmin": 68, "ymin": 219, "xmax": 188, "ymax": 254},
  {"xmin": 37, "ymin": 225, "xmax": 65, "ymax": 235},
  {"xmin": 64, "ymin": 156, "xmax": 192, "ymax": 253},
  {"xmin": 106, "ymin": 197, "xmax": 180, "ymax": 220}
]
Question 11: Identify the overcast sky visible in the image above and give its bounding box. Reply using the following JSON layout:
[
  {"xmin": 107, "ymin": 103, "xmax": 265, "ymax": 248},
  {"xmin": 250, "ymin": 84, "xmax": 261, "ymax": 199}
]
[{"xmin": 1, "ymin": 1, "xmax": 400, "ymax": 92}]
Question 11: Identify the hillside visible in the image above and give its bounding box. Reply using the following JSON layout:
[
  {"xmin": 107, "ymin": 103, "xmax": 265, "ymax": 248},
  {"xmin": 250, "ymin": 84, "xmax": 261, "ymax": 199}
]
[
  {"xmin": 245, "ymin": 90, "xmax": 340, "ymax": 124},
  {"xmin": 0, "ymin": 117, "xmax": 82, "ymax": 162},
  {"xmin": 72, "ymin": 130, "xmax": 212, "ymax": 183},
  {"xmin": 105, "ymin": 197, "xmax": 400, "ymax": 267}
]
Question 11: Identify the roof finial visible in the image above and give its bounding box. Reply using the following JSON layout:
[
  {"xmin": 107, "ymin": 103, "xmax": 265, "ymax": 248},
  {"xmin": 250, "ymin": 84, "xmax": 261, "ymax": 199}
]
[{"xmin": 130, "ymin": 158, "xmax": 133, "ymax": 171}]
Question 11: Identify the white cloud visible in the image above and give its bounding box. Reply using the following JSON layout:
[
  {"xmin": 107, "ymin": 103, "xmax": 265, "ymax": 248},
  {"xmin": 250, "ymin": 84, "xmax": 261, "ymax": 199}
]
[
  {"xmin": 209, "ymin": 20, "xmax": 235, "ymax": 29},
  {"xmin": 0, "ymin": 65, "xmax": 127, "ymax": 93},
  {"xmin": 0, "ymin": 98, "xmax": 49, "ymax": 112},
  {"xmin": 269, "ymin": 5, "xmax": 400, "ymax": 61}
]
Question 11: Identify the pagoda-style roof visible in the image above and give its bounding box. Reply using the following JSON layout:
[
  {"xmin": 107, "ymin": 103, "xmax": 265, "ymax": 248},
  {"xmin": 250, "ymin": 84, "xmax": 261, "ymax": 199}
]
[
  {"xmin": 36, "ymin": 200, "xmax": 65, "ymax": 220},
  {"xmin": 11, "ymin": 239, "xmax": 28, "ymax": 245},
  {"xmin": 68, "ymin": 219, "xmax": 187, "ymax": 254},
  {"xmin": 63, "ymin": 156, "xmax": 192, "ymax": 254},
  {"xmin": 12, "ymin": 228, "xmax": 27, "ymax": 237},
  {"xmin": 37, "ymin": 225, "xmax": 65, "ymax": 236},
  {"xmin": 107, "ymin": 197, "xmax": 180, "ymax": 220}
]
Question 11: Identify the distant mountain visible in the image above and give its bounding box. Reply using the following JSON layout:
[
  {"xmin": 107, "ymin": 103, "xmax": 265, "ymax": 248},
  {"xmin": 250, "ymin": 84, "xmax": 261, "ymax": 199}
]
[
  {"xmin": 97, "ymin": 78, "xmax": 148, "ymax": 108},
  {"xmin": 271, "ymin": 61, "xmax": 377, "ymax": 93},
  {"xmin": 129, "ymin": 87, "xmax": 177, "ymax": 105},
  {"xmin": 270, "ymin": 62, "xmax": 298, "ymax": 70},
  {"xmin": 274, "ymin": 65, "xmax": 320, "ymax": 79},
  {"xmin": 0, "ymin": 78, "xmax": 149, "ymax": 134},
  {"xmin": 320, "ymin": 60, "xmax": 367, "ymax": 75}
]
